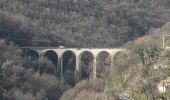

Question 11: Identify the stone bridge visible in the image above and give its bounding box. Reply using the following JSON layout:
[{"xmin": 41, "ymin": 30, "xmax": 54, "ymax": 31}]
[{"xmin": 22, "ymin": 47, "xmax": 128, "ymax": 82}]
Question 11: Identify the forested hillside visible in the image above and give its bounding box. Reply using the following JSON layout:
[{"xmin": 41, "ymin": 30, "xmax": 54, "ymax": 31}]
[
  {"xmin": 0, "ymin": 0, "xmax": 170, "ymax": 47},
  {"xmin": 1, "ymin": 0, "xmax": 170, "ymax": 100}
]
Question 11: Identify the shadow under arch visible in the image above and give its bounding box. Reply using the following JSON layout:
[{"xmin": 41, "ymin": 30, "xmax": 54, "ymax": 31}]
[
  {"xmin": 44, "ymin": 50, "xmax": 59, "ymax": 76},
  {"xmin": 79, "ymin": 51, "xmax": 94, "ymax": 80},
  {"xmin": 62, "ymin": 50, "xmax": 76, "ymax": 86},
  {"xmin": 96, "ymin": 51, "xmax": 111, "ymax": 78},
  {"xmin": 25, "ymin": 49, "xmax": 39, "ymax": 60},
  {"xmin": 113, "ymin": 51, "xmax": 129, "ymax": 71}
]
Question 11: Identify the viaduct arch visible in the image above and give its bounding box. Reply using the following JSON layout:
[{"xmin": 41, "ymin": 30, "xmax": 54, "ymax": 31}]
[{"xmin": 23, "ymin": 47, "xmax": 128, "ymax": 82}]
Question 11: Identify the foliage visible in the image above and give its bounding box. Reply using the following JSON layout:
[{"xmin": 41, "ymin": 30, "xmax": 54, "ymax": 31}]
[
  {"xmin": 0, "ymin": 0, "xmax": 170, "ymax": 47},
  {"xmin": 0, "ymin": 40, "xmax": 68, "ymax": 100},
  {"xmin": 127, "ymin": 41, "xmax": 170, "ymax": 100},
  {"xmin": 60, "ymin": 78, "xmax": 109, "ymax": 100}
]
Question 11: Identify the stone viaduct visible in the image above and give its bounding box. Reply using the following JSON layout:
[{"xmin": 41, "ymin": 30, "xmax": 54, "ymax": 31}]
[{"xmin": 22, "ymin": 47, "xmax": 128, "ymax": 81}]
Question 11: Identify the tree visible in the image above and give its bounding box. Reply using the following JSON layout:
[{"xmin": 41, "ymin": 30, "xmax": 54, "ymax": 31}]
[{"xmin": 127, "ymin": 42, "xmax": 170, "ymax": 100}]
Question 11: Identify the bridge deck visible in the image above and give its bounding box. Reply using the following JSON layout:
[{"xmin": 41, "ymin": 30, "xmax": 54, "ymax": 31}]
[
  {"xmin": 19, "ymin": 47, "xmax": 125, "ymax": 49},
  {"xmin": 20, "ymin": 47, "xmax": 127, "ymax": 56}
]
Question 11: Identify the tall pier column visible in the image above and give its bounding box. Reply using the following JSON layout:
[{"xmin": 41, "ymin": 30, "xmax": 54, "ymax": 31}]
[
  {"xmin": 56, "ymin": 52, "xmax": 63, "ymax": 79},
  {"xmin": 110, "ymin": 52, "xmax": 115, "ymax": 68},
  {"xmin": 56, "ymin": 54, "xmax": 62, "ymax": 78},
  {"xmin": 75, "ymin": 54, "xmax": 81, "ymax": 82},
  {"xmin": 38, "ymin": 51, "xmax": 43, "ymax": 73},
  {"xmin": 110, "ymin": 54, "xmax": 114, "ymax": 67},
  {"xmin": 93, "ymin": 55, "xmax": 97, "ymax": 78}
]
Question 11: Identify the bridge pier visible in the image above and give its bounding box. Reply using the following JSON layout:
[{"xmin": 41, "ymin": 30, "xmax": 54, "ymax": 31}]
[
  {"xmin": 75, "ymin": 54, "xmax": 81, "ymax": 82},
  {"xmin": 38, "ymin": 51, "xmax": 43, "ymax": 73},
  {"xmin": 57, "ymin": 52, "xmax": 64, "ymax": 80},
  {"xmin": 110, "ymin": 52, "xmax": 115, "ymax": 68},
  {"xmin": 57, "ymin": 54, "xmax": 62, "ymax": 78},
  {"xmin": 93, "ymin": 55, "xmax": 97, "ymax": 78}
]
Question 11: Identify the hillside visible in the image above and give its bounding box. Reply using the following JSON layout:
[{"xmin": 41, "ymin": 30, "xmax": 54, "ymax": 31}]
[
  {"xmin": 0, "ymin": 0, "xmax": 170, "ymax": 47},
  {"xmin": 128, "ymin": 22, "xmax": 170, "ymax": 48}
]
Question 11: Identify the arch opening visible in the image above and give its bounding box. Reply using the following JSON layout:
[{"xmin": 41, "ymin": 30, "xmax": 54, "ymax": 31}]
[
  {"xmin": 23, "ymin": 49, "xmax": 39, "ymax": 71},
  {"xmin": 62, "ymin": 50, "xmax": 76, "ymax": 86},
  {"xmin": 80, "ymin": 51, "xmax": 94, "ymax": 80},
  {"xmin": 44, "ymin": 50, "xmax": 59, "ymax": 76},
  {"xmin": 113, "ymin": 51, "xmax": 129, "ymax": 73},
  {"xmin": 96, "ymin": 51, "xmax": 111, "ymax": 77},
  {"xmin": 25, "ymin": 49, "xmax": 39, "ymax": 60}
]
